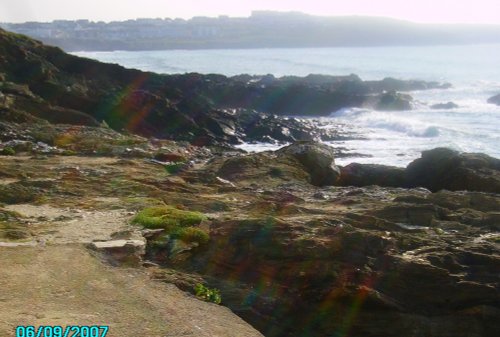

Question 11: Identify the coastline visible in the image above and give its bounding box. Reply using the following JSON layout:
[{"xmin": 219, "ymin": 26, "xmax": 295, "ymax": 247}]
[{"xmin": 1, "ymin": 28, "xmax": 499, "ymax": 337}]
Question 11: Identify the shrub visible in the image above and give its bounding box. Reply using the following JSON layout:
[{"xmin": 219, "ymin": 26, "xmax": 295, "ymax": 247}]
[
  {"xmin": 1, "ymin": 147, "xmax": 15, "ymax": 156},
  {"xmin": 194, "ymin": 283, "xmax": 222, "ymax": 304}
]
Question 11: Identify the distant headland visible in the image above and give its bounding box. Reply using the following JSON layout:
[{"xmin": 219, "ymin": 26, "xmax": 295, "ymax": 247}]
[{"xmin": 1, "ymin": 11, "xmax": 500, "ymax": 51}]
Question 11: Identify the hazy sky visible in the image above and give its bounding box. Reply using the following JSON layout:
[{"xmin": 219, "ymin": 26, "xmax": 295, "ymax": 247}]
[{"xmin": 1, "ymin": 0, "xmax": 499, "ymax": 24}]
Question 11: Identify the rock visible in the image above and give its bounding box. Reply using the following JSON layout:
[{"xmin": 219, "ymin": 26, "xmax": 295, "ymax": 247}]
[
  {"xmin": 487, "ymin": 93, "xmax": 500, "ymax": 106},
  {"xmin": 374, "ymin": 91, "xmax": 413, "ymax": 111},
  {"xmin": 215, "ymin": 176, "xmax": 236, "ymax": 188},
  {"xmin": 212, "ymin": 152, "xmax": 310, "ymax": 188},
  {"xmin": 0, "ymin": 82, "xmax": 35, "ymax": 98},
  {"xmin": 431, "ymin": 102, "xmax": 459, "ymax": 109},
  {"xmin": 153, "ymin": 152, "xmax": 187, "ymax": 162},
  {"xmin": 277, "ymin": 141, "xmax": 340, "ymax": 186},
  {"xmin": 405, "ymin": 148, "xmax": 500, "ymax": 193},
  {"xmin": 88, "ymin": 239, "xmax": 146, "ymax": 266},
  {"xmin": 337, "ymin": 163, "xmax": 406, "ymax": 187}
]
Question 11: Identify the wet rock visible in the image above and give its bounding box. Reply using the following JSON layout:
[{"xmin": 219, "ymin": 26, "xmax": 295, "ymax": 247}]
[
  {"xmin": 374, "ymin": 91, "xmax": 413, "ymax": 111},
  {"xmin": 370, "ymin": 203, "xmax": 441, "ymax": 227},
  {"xmin": 338, "ymin": 163, "xmax": 406, "ymax": 187},
  {"xmin": 487, "ymin": 93, "xmax": 500, "ymax": 106},
  {"xmin": 213, "ymin": 152, "xmax": 310, "ymax": 187},
  {"xmin": 277, "ymin": 141, "xmax": 340, "ymax": 186},
  {"xmin": 431, "ymin": 102, "xmax": 459, "ymax": 109},
  {"xmin": 405, "ymin": 148, "xmax": 500, "ymax": 193}
]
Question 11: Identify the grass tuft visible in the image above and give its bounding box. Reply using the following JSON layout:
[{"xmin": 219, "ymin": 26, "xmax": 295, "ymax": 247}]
[{"xmin": 132, "ymin": 206, "xmax": 209, "ymax": 244}]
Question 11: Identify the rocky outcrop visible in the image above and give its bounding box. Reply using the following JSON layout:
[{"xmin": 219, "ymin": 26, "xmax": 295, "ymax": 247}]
[
  {"xmin": 157, "ymin": 184, "xmax": 500, "ymax": 337},
  {"xmin": 144, "ymin": 145, "xmax": 499, "ymax": 337},
  {"xmin": 487, "ymin": 93, "xmax": 500, "ymax": 105},
  {"xmin": 405, "ymin": 148, "xmax": 500, "ymax": 193},
  {"xmin": 0, "ymin": 29, "xmax": 451, "ymax": 147},
  {"xmin": 334, "ymin": 148, "xmax": 500, "ymax": 193},
  {"xmin": 276, "ymin": 141, "xmax": 340, "ymax": 186},
  {"xmin": 338, "ymin": 163, "xmax": 405, "ymax": 187},
  {"xmin": 373, "ymin": 91, "xmax": 413, "ymax": 111},
  {"xmin": 431, "ymin": 101, "xmax": 459, "ymax": 109}
]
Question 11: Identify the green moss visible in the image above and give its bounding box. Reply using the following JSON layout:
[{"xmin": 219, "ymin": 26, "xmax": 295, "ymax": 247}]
[
  {"xmin": 132, "ymin": 206, "xmax": 209, "ymax": 245},
  {"xmin": 173, "ymin": 226, "xmax": 210, "ymax": 245},
  {"xmin": 164, "ymin": 162, "xmax": 186, "ymax": 174},
  {"xmin": 62, "ymin": 150, "xmax": 77, "ymax": 156},
  {"xmin": 132, "ymin": 206, "xmax": 206, "ymax": 229},
  {"xmin": 269, "ymin": 167, "xmax": 284, "ymax": 177}
]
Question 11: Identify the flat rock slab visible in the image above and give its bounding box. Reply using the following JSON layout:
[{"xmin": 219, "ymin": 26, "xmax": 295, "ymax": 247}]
[
  {"xmin": 90, "ymin": 239, "xmax": 145, "ymax": 249},
  {"xmin": 89, "ymin": 240, "xmax": 146, "ymax": 266},
  {"xmin": 0, "ymin": 245, "xmax": 263, "ymax": 337}
]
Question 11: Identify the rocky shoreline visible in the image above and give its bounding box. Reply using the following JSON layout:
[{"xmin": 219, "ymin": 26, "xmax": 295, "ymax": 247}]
[
  {"xmin": 1, "ymin": 28, "xmax": 499, "ymax": 337},
  {"xmin": 0, "ymin": 28, "xmax": 455, "ymax": 147}
]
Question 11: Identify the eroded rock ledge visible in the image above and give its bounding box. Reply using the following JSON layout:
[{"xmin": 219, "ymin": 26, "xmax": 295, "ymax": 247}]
[{"xmin": 136, "ymin": 142, "xmax": 499, "ymax": 337}]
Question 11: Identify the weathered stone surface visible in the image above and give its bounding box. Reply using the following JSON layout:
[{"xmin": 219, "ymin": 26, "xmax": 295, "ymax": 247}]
[
  {"xmin": 277, "ymin": 141, "xmax": 340, "ymax": 186},
  {"xmin": 89, "ymin": 239, "xmax": 146, "ymax": 266},
  {"xmin": 405, "ymin": 148, "xmax": 500, "ymax": 193},
  {"xmin": 162, "ymin": 183, "xmax": 500, "ymax": 337},
  {"xmin": 338, "ymin": 163, "xmax": 405, "ymax": 187}
]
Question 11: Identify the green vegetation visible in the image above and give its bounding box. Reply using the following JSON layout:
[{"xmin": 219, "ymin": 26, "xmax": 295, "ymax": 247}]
[
  {"xmin": 173, "ymin": 227, "xmax": 210, "ymax": 245},
  {"xmin": 269, "ymin": 167, "xmax": 284, "ymax": 177},
  {"xmin": 0, "ymin": 183, "xmax": 37, "ymax": 204},
  {"xmin": 164, "ymin": 162, "xmax": 186, "ymax": 174},
  {"xmin": 194, "ymin": 283, "xmax": 222, "ymax": 304},
  {"xmin": 132, "ymin": 206, "xmax": 206, "ymax": 229},
  {"xmin": 1, "ymin": 147, "xmax": 16, "ymax": 156},
  {"xmin": 132, "ymin": 206, "xmax": 209, "ymax": 244}
]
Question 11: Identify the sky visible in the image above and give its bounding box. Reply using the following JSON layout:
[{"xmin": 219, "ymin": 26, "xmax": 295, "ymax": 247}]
[{"xmin": 1, "ymin": 0, "xmax": 499, "ymax": 24}]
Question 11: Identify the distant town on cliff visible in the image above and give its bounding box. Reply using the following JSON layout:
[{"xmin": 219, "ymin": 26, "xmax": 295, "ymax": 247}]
[{"xmin": 2, "ymin": 11, "xmax": 500, "ymax": 51}]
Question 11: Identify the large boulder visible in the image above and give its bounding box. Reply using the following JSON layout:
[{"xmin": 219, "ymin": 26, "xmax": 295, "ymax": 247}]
[
  {"xmin": 337, "ymin": 163, "xmax": 406, "ymax": 187},
  {"xmin": 405, "ymin": 148, "xmax": 500, "ymax": 193},
  {"xmin": 487, "ymin": 93, "xmax": 500, "ymax": 106},
  {"xmin": 277, "ymin": 141, "xmax": 340, "ymax": 186}
]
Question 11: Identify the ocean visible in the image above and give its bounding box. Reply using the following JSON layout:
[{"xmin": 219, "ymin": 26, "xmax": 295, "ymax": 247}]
[{"xmin": 74, "ymin": 45, "xmax": 500, "ymax": 167}]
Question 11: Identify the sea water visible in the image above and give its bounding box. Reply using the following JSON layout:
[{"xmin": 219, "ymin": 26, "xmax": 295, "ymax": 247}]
[{"xmin": 74, "ymin": 45, "xmax": 500, "ymax": 166}]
